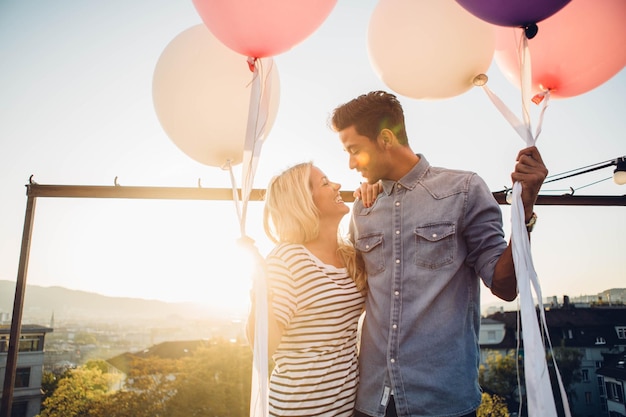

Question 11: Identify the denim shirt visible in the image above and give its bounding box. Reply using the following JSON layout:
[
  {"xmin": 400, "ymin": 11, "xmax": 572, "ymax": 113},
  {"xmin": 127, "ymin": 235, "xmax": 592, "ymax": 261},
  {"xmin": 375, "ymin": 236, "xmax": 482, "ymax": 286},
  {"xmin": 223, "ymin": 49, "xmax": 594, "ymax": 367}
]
[{"xmin": 351, "ymin": 155, "xmax": 507, "ymax": 417}]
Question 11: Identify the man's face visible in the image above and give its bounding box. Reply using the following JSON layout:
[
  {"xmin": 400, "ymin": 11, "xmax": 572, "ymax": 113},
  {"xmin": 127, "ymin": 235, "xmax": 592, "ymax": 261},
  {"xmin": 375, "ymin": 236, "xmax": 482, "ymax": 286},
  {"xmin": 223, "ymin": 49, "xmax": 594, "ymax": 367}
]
[{"xmin": 339, "ymin": 125, "xmax": 387, "ymax": 184}]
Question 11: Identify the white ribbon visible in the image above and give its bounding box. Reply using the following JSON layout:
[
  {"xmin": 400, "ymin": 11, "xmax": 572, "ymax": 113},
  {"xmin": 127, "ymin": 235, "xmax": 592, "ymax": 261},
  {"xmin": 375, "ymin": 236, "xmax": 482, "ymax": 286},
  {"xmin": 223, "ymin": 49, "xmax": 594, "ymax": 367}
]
[
  {"xmin": 222, "ymin": 57, "xmax": 273, "ymax": 417},
  {"xmin": 241, "ymin": 58, "xmax": 274, "ymax": 238},
  {"xmin": 249, "ymin": 244, "xmax": 269, "ymax": 417},
  {"xmin": 241, "ymin": 57, "xmax": 273, "ymax": 417},
  {"xmin": 479, "ymin": 32, "xmax": 571, "ymax": 417}
]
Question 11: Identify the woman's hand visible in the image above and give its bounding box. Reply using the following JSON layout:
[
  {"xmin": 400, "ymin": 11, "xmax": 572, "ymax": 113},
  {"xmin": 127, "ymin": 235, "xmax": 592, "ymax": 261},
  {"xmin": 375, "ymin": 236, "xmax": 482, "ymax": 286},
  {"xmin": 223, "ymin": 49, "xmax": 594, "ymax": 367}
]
[{"xmin": 353, "ymin": 181, "xmax": 382, "ymax": 208}]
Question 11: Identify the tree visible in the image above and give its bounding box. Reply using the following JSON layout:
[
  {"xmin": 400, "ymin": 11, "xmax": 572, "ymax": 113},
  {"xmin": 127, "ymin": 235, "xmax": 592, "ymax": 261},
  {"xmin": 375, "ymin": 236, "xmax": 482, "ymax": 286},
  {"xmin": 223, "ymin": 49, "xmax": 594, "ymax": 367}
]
[
  {"xmin": 41, "ymin": 371, "xmax": 61, "ymax": 404},
  {"xmin": 479, "ymin": 350, "xmax": 519, "ymax": 398},
  {"xmin": 87, "ymin": 356, "xmax": 180, "ymax": 417},
  {"xmin": 477, "ymin": 393, "xmax": 509, "ymax": 417},
  {"xmin": 83, "ymin": 359, "xmax": 110, "ymax": 374},
  {"xmin": 37, "ymin": 367, "xmax": 112, "ymax": 417},
  {"xmin": 548, "ymin": 342, "xmax": 582, "ymax": 415},
  {"xmin": 165, "ymin": 341, "xmax": 252, "ymax": 417},
  {"xmin": 38, "ymin": 340, "xmax": 253, "ymax": 417},
  {"xmin": 479, "ymin": 350, "xmax": 520, "ymax": 414},
  {"xmin": 73, "ymin": 332, "xmax": 98, "ymax": 346},
  {"xmin": 86, "ymin": 390, "xmax": 165, "ymax": 417}
]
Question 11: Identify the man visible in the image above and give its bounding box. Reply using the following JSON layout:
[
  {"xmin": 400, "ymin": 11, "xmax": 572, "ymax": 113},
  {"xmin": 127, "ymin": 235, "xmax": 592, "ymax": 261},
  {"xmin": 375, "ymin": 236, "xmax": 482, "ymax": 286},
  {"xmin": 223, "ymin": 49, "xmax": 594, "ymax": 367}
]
[{"xmin": 330, "ymin": 91, "xmax": 547, "ymax": 417}]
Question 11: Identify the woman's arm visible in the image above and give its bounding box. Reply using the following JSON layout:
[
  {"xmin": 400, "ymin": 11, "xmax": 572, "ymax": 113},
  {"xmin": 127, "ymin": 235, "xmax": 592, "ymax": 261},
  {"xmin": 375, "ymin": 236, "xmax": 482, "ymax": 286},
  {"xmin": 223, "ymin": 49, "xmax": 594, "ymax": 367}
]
[{"xmin": 246, "ymin": 289, "xmax": 285, "ymax": 361}]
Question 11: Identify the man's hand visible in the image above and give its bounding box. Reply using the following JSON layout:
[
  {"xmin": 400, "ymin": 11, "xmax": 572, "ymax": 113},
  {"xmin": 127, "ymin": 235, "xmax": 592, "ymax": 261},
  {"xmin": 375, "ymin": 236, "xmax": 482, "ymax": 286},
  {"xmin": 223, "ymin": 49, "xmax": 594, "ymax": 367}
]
[{"xmin": 511, "ymin": 146, "xmax": 548, "ymax": 221}]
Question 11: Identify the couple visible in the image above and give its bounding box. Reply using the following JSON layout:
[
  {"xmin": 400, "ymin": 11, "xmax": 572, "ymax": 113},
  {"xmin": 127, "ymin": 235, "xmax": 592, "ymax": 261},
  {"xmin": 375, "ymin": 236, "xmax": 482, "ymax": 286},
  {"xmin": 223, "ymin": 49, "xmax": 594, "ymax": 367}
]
[{"xmin": 247, "ymin": 91, "xmax": 548, "ymax": 417}]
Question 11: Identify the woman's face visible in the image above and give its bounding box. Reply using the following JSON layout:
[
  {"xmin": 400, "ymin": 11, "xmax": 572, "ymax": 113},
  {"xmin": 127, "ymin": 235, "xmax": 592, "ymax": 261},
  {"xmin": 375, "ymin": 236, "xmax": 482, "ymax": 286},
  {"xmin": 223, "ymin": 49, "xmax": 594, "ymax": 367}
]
[{"xmin": 309, "ymin": 166, "xmax": 349, "ymax": 221}]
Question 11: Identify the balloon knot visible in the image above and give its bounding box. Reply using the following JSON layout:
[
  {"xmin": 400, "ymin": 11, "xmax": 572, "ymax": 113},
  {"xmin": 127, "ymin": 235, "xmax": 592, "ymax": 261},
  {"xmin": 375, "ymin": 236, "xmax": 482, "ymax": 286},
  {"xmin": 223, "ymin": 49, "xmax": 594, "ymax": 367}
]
[
  {"xmin": 531, "ymin": 90, "xmax": 549, "ymax": 105},
  {"xmin": 247, "ymin": 57, "xmax": 257, "ymax": 72},
  {"xmin": 524, "ymin": 23, "xmax": 538, "ymax": 39},
  {"xmin": 473, "ymin": 74, "xmax": 488, "ymax": 86}
]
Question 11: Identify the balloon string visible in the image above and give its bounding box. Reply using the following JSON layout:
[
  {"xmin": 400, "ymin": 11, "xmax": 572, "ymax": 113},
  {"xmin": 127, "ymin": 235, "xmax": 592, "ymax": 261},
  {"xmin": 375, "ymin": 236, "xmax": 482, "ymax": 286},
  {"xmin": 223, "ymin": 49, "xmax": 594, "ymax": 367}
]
[
  {"xmin": 242, "ymin": 235, "xmax": 269, "ymax": 417},
  {"xmin": 510, "ymin": 184, "xmax": 558, "ymax": 417},
  {"xmin": 241, "ymin": 57, "xmax": 273, "ymax": 417},
  {"xmin": 222, "ymin": 160, "xmax": 245, "ymax": 237},
  {"xmin": 520, "ymin": 34, "xmax": 533, "ymax": 144},
  {"xmin": 477, "ymin": 28, "xmax": 569, "ymax": 417},
  {"xmin": 477, "ymin": 32, "xmax": 550, "ymax": 146},
  {"xmin": 240, "ymin": 58, "xmax": 274, "ymax": 238}
]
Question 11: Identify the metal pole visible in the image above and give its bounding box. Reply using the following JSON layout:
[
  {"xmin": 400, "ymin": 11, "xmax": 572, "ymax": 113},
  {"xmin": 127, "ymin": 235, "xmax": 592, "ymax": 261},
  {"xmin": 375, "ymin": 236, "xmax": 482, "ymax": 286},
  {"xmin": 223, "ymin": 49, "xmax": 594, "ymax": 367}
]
[
  {"xmin": 23, "ymin": 183, "xmax": 626, "ymax": 206},
  {"xmin": 1, "ymin": 193, "xmax": 37, "ymax": 417},
  {"xmin": 492, "ymin": 192, "xmax": 626, "ymax": 206}
]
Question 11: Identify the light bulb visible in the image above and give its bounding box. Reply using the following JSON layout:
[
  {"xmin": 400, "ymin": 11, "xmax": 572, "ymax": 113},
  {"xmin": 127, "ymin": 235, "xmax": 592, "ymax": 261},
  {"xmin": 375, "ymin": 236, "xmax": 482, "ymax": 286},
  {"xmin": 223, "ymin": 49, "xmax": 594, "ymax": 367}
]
[
  {"xmin": 614, "ymin": 170, "xmax": 626, "ymax": 185},
  {"xmin": 614, "ymin": 158, "xmax": 626, "ymax": 185}
]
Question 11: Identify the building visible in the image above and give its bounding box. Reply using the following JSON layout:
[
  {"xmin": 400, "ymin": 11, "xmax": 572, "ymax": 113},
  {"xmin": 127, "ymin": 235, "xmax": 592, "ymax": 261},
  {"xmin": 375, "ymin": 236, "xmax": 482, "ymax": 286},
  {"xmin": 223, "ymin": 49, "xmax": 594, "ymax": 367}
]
[
  {"xmin": 597, "ymin": 351, "xmax": 626, "ymax": 417},
  {"xmin": 481, "ymin": 304, "xmax": 626, "ymax": 417},
  {"xmin": 0, "ymin": 324, "xmax": 53, "ymax": 417}
]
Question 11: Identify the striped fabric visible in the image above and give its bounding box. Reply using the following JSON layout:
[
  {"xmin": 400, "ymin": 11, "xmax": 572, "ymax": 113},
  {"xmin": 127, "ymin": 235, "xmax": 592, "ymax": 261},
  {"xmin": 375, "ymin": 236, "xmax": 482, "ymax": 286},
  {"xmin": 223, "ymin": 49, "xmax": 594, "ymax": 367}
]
[{"xmin": 267, "ymin": 243, "xmax": 365, "ymax": 417}]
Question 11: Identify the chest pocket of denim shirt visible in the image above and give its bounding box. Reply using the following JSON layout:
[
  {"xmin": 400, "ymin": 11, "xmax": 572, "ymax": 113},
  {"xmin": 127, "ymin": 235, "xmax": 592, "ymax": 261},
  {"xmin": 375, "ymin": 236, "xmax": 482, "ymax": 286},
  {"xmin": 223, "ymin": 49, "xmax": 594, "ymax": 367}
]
[
  {"xmin": 414, "ymin": 223, "xmax": 455, "ymax": 269},
  {"xmin": 355, "ymin": 234, "xmax": 385, "ymax": 276}
]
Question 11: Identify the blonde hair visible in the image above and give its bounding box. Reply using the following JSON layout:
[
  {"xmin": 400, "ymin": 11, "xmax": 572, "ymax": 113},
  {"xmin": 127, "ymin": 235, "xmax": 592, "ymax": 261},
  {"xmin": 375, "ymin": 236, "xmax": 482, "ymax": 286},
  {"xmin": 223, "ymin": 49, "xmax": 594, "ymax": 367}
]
[{"xmin": 263, "ymin": 162, "xmax": 367, "ymax": 292}]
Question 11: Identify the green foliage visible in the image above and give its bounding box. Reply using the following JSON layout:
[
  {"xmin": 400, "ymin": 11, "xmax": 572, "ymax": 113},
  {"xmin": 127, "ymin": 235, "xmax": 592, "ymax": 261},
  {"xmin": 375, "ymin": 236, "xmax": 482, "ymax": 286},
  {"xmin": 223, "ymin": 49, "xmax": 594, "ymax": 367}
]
[
  {"xmin": 40, "ymin": 371, "xmax": 59, "ymax": 404},
  {"xmin": 479, "ymin": 344, "xmax": 584, "ymax": 417},
  {"xmin": 479, "ymin": 350, "xmax": 519, "ymax": 398},
  {"xmin": 165, "ymin": 341, "xmax": 252, "ymax": 417},
  {"xmin": 477, "ymin": 393, "xmax": 510, "ymax": 417},
  {"xmin": 548, "ymin": 342, "xmax": 583, "ymax": 413},
  {"xmin": 548, "ymin": 343, "xmax": 583, "ymax": 392},
  {"xmin": 37, "ymin": 339, "xmax": 252, "ymax": 417},
  {"xmin": 86, "ymin": 390, "xmax": 166, "ymax": 417},
  {"xmin": 83, "ymin": 355, "xmax": 180, "ymax": 417},
  {"xmin": 73, "ymin": 332, "xmax": 98, "ymax": 346},
  {"xmin": 83, "ymin": 359, "xmax": 110, "ymax": 374},
  {"xmin": 38, "ymin": 367, "xmax": 112, "ymax": 417}
]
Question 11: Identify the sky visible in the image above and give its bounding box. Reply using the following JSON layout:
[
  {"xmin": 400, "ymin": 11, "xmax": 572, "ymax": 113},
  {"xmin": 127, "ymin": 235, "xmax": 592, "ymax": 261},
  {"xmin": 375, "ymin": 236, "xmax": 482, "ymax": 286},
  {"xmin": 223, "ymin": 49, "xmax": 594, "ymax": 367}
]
[{"xmin": 0, "ymin": 0, "xmax": 624, "ymax": 317}]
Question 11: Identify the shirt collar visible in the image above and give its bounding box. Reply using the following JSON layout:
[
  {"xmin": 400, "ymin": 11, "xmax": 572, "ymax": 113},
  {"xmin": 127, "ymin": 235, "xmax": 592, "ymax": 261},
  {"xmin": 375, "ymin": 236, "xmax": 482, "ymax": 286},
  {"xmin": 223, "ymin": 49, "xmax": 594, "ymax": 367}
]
[{"xmin": 380, "ymin": 154, "xmax": 430, "ymax": 195}]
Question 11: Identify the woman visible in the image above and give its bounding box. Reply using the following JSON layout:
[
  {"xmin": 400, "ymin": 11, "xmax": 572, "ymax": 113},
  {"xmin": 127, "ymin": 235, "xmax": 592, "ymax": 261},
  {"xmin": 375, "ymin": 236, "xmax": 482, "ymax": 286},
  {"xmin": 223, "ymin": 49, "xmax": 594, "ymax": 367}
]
[{"xmin": 248, "ymin": 162, "xmax": 367, "ymax": 416}]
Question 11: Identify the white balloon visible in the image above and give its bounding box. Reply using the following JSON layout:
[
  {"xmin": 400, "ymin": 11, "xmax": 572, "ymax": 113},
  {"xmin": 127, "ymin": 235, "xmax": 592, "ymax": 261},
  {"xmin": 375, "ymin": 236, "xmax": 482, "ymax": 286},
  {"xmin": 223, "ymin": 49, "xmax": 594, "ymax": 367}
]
[
  {"xmin": 152, "ymin": 24, "xmax": 281, "ymax": 167},
  {"xmin": 368, "ymin": 0, "xmax": 495, "ymax": 100}
]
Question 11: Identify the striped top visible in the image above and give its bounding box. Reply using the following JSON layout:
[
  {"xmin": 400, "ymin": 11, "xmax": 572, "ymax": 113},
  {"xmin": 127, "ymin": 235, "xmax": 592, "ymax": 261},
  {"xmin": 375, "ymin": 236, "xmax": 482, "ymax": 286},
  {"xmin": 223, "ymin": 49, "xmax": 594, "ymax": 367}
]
[{"xmin": 267, "ymin": 243, "xmax": 365, "ymax": 417}]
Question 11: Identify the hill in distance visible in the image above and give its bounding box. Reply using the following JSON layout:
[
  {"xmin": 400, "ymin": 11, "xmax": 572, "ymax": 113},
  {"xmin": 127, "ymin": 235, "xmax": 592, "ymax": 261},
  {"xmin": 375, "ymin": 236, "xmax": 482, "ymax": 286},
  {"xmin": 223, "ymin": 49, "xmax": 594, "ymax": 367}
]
[{"xmin": 0, "ymin": 280, "xmax": 244, "ymax": 324}]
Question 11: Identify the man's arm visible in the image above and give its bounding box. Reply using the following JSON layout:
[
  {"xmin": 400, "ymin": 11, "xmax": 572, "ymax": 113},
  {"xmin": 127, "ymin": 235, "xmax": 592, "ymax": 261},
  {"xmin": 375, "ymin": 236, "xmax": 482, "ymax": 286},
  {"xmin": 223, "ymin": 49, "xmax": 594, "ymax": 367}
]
[{"xmin": 491, "ymin": 146, "xmax": 548, "ymax": 301}]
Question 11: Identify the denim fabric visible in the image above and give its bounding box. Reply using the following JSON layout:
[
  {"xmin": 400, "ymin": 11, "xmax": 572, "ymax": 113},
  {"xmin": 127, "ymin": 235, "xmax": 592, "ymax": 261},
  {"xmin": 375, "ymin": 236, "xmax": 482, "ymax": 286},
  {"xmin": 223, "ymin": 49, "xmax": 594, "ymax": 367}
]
[{"xmin": 351, "ymin": 155, "xmax": 507, "ymax": 417}]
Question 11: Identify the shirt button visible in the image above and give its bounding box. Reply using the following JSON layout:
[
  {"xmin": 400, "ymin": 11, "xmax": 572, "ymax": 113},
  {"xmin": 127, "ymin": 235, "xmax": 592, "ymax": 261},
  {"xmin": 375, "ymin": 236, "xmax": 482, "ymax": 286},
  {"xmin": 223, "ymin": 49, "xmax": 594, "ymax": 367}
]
[
  {"xmin": 365, "ymin": 245, "xmax": 370, "ymax": 249},
  {"xmin": 390, "ymin": 358, "xmax": 396, "ymax": 363},
  {"xmin": 432, "ymin": 233, "xmax": 437, "ymax": 238},
  {"xmin": 395, "ymin": 201, "xmax": 400, "ymax": 206},
  {"xmin": 392, "ymin": 324, "xmax": 397, "ymax": 329},
  {"xmin": 395, "ymin": 259, "xmax": 400, "ymax": 264},
  {"xmin": 395, "ymin": 230, "xmax": 400, "ymax": 235},
  {"xmin": 394, "ymin": 291, "xmax": 399, "ymax": 296}
]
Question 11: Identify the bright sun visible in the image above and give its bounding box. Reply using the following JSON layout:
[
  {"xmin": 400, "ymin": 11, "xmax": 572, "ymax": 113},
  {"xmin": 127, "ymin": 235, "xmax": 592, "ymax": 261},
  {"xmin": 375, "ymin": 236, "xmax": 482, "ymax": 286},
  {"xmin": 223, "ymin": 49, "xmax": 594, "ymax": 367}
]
[{"xmin": 26, "ymin": 197, "xmax": 271, "ymax": 317}]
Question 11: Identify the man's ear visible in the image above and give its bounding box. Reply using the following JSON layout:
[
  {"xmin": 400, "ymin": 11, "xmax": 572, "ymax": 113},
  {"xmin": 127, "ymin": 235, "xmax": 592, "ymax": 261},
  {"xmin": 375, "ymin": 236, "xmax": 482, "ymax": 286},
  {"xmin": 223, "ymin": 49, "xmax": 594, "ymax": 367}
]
[{"xmin": 378, "ymin": 129, "xmax": 395, "ymax": 148}]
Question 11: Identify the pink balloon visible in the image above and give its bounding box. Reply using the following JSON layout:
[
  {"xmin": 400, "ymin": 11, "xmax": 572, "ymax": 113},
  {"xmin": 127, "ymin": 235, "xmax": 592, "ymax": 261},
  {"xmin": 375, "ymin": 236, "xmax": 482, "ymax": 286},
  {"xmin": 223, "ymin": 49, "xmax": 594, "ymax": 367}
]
[
  {"xmin": 192, "ymin": 0, "xmax": 337, "ymax": 58},
  {"xmin": 494, "ymin": 0, "xmax": 626, "ymax": 99}
]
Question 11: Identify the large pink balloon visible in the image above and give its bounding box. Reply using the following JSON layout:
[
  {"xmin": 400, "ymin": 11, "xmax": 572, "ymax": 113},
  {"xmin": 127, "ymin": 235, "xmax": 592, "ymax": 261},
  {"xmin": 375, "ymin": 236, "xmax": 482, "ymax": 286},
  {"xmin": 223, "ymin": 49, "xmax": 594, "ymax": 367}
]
[
  {"xmin": 192, "ymin": 0, "xmax": 337, "ymax": 58},
  {"xmin": 368, "ymin": 0, "xmax": 495, "ymax": 100},
  {"xmin": 494, "ymin": 0, "xmax": 626, "ymax": 99},
  {"xmin": 152, "ymin": 25, "xmax": 281, "ymax": 167}
]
